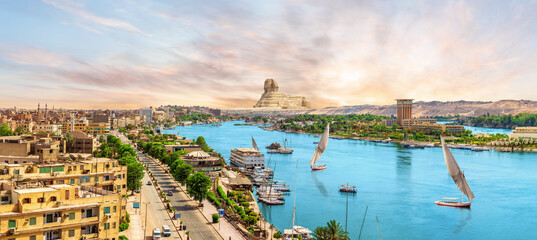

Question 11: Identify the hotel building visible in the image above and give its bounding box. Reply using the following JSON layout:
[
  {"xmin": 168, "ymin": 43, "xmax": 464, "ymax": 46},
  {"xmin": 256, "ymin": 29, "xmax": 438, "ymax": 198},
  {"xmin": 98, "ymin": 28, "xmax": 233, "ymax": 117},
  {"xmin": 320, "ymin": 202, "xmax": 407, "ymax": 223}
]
[
  {"xmin": 509, "ymin": 127, "xmax": 537, "ymax": 139},
  {"xmin": 229, "ymin": 148, "xmax": 265, "ymax": 169}
]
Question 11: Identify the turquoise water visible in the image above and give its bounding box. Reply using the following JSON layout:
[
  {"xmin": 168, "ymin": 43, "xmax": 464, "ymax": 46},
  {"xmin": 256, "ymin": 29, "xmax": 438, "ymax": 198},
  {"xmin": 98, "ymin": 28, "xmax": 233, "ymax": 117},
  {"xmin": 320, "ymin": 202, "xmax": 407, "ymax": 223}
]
[
  {"xmin": 164, "ymin": 121, "xmax": 537, "ymax": 240},
  {"xmin": 438, "ymin": 121, "xmax": 512, "ymax": 135}
]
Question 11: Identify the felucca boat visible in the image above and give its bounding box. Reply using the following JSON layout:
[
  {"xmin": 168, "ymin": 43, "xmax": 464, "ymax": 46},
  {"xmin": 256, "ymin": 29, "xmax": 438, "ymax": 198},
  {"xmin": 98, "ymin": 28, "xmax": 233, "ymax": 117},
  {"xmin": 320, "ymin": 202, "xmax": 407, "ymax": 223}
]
[
  {"xmin": 310, "ymin": 124, "xmax": 330, "ymax": 171},
  {"xmin": 435, "ymin": 138, "xmax": 475, "ymax": 208}
]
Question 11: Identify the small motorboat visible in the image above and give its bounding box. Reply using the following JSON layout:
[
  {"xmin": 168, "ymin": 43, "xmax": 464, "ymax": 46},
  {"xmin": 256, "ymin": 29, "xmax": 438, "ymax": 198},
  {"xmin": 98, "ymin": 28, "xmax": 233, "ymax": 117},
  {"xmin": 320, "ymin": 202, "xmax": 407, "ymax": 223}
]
[{"xmin": 339, "ymin": 184, "xmax": 357, "ymax": 193}]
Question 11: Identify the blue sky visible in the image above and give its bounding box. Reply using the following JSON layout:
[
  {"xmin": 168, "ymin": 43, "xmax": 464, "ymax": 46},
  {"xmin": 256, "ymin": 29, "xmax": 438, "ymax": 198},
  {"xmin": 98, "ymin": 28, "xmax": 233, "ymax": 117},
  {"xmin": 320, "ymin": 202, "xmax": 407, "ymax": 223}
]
[{"xmin": 1, "ymin": 0, "xmax": 537, "ymax": 109}]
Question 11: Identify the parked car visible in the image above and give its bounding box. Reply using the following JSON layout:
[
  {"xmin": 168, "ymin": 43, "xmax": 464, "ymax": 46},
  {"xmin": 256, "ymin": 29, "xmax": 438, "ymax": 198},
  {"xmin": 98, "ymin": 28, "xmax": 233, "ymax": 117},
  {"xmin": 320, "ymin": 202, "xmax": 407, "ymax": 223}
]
[
  {"xmin": 167, "ymin": 191, "xmax": 173, "ymax": 196},
  {"xmin": 153, "ymin": 228, "xmax": 161, "ymax": 239},
  {"xmin": 147, "ymin": 181, "xmax": 152, "ymax": 185},
  {"xmin": 134, "ymin": 189, "xmax": 140, "ymax": 193},
  {"xmin": 162, "ymin": 225, "xmax": 171, "ymax": 237}
]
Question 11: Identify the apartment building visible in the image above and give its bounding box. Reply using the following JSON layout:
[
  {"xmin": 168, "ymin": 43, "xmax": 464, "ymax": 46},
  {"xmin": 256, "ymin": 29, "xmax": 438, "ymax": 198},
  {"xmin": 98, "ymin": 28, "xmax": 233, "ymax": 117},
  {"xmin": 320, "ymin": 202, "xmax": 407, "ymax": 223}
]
[{"xmin": 0, "ymin": 183, "xmax": 123, "ymax": 240}]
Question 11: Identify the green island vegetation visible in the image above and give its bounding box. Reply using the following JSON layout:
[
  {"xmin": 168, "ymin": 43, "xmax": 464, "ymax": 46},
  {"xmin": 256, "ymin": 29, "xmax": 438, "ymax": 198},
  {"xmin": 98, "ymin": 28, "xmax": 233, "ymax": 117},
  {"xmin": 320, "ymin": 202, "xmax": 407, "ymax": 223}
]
[
  {"xmin": 461, "ymin": 113, "xmax": 537, "ymax": 129},
  {"xmin": 92, "ymin": 135, "xmax": 145, "ymax": 192},
  {"xmin": 276, "ymin": 114, "xmax": 517, "ymax": 145}
]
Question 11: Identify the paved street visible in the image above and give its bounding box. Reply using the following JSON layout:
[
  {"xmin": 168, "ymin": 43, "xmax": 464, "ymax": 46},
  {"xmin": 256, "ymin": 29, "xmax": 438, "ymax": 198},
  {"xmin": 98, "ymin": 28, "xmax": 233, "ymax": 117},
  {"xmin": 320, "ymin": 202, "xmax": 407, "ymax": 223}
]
[{"xmin": 139, "ymin": 152, "xmax": 221, "ymax": 240}]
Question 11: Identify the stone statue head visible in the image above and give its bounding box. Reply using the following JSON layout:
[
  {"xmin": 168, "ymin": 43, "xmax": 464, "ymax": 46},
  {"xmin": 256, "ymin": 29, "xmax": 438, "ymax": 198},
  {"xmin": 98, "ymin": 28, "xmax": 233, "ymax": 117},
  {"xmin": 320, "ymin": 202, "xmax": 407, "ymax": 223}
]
[{"xmin": 264, "ymin": 78, "xmax": 279, "ymax": 93}]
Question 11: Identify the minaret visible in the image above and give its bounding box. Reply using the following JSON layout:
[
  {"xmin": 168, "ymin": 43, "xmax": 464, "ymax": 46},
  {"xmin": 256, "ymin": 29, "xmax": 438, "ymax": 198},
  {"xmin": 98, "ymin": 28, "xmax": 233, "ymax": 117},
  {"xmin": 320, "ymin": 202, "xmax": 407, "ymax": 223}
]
[
  {"xmin": 44, "ymin": 103, "xmax": 48, "ymax": 123},
  {"xmin": 37, "ymin": 103, "xmax": 41, "ymax": 122}
]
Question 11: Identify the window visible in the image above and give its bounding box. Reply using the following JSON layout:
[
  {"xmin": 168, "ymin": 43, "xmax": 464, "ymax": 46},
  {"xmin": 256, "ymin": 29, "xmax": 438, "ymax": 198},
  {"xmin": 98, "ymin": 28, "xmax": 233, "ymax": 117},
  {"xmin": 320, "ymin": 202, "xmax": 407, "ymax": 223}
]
[
  {"xmin": 113, "ymin": 222, "xmax": 116, "ymax": 228},
  {"xmin": 104, "ymin": 175, "xmax": 110, "ymax": 181},
  {"xmin": 104, "ymin": 207, "xmax": 110, "ymax": 214},
  {"xmin": 8, "ymin": 219, "xmax": 16, "ymax": 228},
  {"xmin": 29, "ymin": 217, "xmax": 36, "ymax": 225},
  {"xmin": 56, "ymin": 180, "xmax": 64, "ymax": 184},
  {"xmin": 94, "ymin": 176, "xmax": 99, "ymax": 182},
  {"xmin": 37, "ymin": 197, "xmax": 45, "ymax": 203},
  {"xmin": 70, "ymin": 179, "xmax": 75, "ymax": 184},
  {"xmin": 69, "ymin": 212, "xmax": 75, "ymax": 220},
  {"xmin": 69, "ymin": 230, "xmax": 75, "ymax": 237},
  {"xmin": 116, "ymin": 185, "xmax": 121, "ymax": 191},
  {"xmin": 1, "ymin": 196, "xmax": 8, "ymax": 201},
  {"xmin": 23, "ymin": 198, "xmax": 31, "ymax": 204},
  {"xmin": 50, "ymin": 196, "xmax": 57, "ymax": 201},
  {"xmin": 14, "ymin": 170, "xmax": 19, "ymax": 175},
  {"xmin": 113, "ymin": 206, "xmax": 117, "ymax": 213},
  {"xmin": 122, "ymin": 184, "xmax": 126, "ymax": 189},
  {"xmin": 73, "ymin": 166, "xmax": 77, "ymax": 170},
  {"xmin": 44, "ymin": 214, "xmax": 53, "ymax": 223},
  {"xmin": 30, "ymin": 236, "xmax": 36, "ymax": 240},
  {"xmin": 104, "ymin": 223, "xmax": 110, "ymax": 230},
  {"xmin": 39, "ymin": 167, "xmax": 51, "ymax": 173},
  {"xmin": 53, "ymin": 166, "xmax": 64, "ymax": 172}
]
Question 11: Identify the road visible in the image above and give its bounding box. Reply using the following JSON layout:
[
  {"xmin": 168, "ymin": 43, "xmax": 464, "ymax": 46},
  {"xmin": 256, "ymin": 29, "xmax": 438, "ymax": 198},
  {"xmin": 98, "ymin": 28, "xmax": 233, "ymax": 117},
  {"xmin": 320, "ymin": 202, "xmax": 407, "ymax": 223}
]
[
  {"xmin": 138, "ymin": 152, "xmax": 221, "ymax": 240},
  {"xmin": 115, "ymin": 131, "xmax": 181, "ymax": 240}
]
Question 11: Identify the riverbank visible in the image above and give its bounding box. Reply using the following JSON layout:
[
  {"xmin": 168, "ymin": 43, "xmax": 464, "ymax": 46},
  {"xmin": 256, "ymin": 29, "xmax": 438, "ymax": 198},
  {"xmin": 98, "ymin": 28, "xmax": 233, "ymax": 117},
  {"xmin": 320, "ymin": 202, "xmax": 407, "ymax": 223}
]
[{"xmin": 259, "ymin": 125, "xmax": 537, "ymax": 153}]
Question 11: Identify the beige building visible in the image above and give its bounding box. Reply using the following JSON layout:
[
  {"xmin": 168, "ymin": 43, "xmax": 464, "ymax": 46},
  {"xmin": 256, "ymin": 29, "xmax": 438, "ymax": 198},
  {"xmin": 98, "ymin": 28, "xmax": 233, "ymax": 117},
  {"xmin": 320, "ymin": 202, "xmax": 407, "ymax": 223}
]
[
  {"xmin": 509, "ymin": 127, "xmax": 537, "ymax": 139},
  {"xmin": 67, "ymin": 131, "xmax": 97, "ymax": 154},
  {"xmin": 181, "ymin": 151, "xmax": 222, "ymax": 173},
  {"xmin": 410, "ymin": 123, "xmax": 465, "ymax": 135},
  {"xmin": 0, "ymin": 183, "xmax": 123, "ymax": 240},
  {"xmin": 33, "ymin": 125, "xmax": 62, "ymax": 136},
  {"xmin": 396, "ymin": 99, "xmax": 413, "ymax": 126},
  {"xmin": 163, "ymin": 144, "xmax": 202, "ymax": 154}
]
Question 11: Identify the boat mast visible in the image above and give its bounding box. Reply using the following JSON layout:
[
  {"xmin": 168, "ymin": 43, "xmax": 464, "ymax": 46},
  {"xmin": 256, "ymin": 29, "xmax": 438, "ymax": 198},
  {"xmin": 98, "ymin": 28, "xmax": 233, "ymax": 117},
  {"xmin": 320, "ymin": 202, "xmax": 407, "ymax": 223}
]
[
  {"xmin": 291, "ymin": 156, "xmax": 299, "ymax": 235},
  {"xmin": 345, "ymin": 182, "xmax": 349, "ymax": 232},
  {"xmin": 376, "ymin": 216, "xmax": 383, "ymax": 240},
  {"xmin": 358, "ymin": 206, "xmax": 368, "ymax": 240}
]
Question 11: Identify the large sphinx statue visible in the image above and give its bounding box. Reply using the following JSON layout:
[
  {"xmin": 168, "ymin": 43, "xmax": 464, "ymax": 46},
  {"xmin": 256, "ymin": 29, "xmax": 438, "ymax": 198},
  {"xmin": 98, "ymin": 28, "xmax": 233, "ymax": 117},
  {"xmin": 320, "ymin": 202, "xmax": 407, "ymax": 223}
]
[{"xmin": 254, "ymin": 79, "xmax": 312, "ymax": 109}]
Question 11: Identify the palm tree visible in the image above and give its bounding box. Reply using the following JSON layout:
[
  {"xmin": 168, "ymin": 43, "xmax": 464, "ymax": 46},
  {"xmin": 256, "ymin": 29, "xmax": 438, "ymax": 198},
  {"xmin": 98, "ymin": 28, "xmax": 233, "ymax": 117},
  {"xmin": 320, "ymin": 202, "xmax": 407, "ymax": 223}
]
[
  {"xmin": 312, "ymin": 220, "xmax": 349, "ymax": 240},
  {"xmin": 312, "ymin": 226, "xmax": 330, "ymax": 240},
  {"xmin": 326, "ymin": 220, "xmax": 349, "ymax": 240}
]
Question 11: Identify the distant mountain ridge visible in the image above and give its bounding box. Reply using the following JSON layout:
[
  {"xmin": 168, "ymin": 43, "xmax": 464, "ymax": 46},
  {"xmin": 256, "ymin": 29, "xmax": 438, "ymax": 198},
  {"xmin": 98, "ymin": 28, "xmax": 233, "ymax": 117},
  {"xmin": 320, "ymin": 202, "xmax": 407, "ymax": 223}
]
[{"xmin": 305, "ymin": 100, "xmax": 537, "ymax": 117}]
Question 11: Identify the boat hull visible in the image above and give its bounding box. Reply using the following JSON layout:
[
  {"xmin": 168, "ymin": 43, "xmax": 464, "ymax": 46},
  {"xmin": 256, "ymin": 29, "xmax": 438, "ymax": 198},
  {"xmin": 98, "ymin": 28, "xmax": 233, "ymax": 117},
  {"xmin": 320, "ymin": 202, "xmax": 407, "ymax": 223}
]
[
  {"xmin": 311, "ymin": 166, "xmax": 327, "ymax": 171},
  {"xmin": 434, "ymin": 201, "xmax": 471, "ymax": 208}
]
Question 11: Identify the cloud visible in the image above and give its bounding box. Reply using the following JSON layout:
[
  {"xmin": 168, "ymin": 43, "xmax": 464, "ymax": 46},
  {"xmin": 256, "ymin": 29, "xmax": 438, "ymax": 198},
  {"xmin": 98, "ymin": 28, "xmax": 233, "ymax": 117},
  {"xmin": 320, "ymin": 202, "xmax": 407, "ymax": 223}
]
[
  {"xmin": 42, "ymin": 0, "xmax": 151, "ymax": 37},
  {"xmin": 3, "ymin": 0, "xmax": 537, "ymax": 109}
]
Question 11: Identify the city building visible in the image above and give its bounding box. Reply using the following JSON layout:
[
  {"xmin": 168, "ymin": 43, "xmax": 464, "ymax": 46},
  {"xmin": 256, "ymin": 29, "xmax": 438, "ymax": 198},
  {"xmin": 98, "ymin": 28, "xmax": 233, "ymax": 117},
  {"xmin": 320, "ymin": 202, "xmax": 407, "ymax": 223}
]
[
  {"xmin": 381, "ymin": 119, "xmax": 397, "ymax": 127},
  {"xmin": 33, "ymin": 124, "xmax": 62, "ymax": 136},
  {"xmin": 509, "ymin": 127, "xmax": 537, "ymax": 139},
  {"xmin": 0, "ymin": 183, "xmax": 123, "ymax": 240},
  {"xmin": 86, "ymin": 122, "xmax": 110, "ymax": 136},
  {"xmin": 410, "ymin": 123, "xmax": 465, "ymax": 135},
  {"xmin": 163, "ymin": 144, "xmax": 202, "ymax": 154},
  {"xmin": 139, "ymin": 108, "xmax": 153, "ymax": 123},
  {"xmin": 67, "ymin": 131, "xmax": 97, "ymax": 154},
  {"xmin": 396, "ymin": 99, "xmax": 413, "ymax": 126},
  {"xmin": 181, "ymin": 151, "xmax": 222, "ymax": 173},
  {"xmin": 229, "ymin": 148, "xmax": 265, "ymax": 169}
]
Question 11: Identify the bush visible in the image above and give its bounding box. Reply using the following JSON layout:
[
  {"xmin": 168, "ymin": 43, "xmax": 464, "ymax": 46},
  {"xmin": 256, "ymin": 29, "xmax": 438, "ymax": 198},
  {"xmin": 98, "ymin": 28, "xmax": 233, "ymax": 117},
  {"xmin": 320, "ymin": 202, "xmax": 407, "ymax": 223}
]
[
  {"xmin": 212, "ymin": 213, "xmax": 219, "ymax": 223},
  {"xmin": 119, "ymin": 222, "xmax": 129, "ymax": 232},
  {"xmin": 273, "ymin": 231, "xmax": 282, "ymax": 239},
  {"xmin": 119, "ymin": 235, "xmax": 129, "ymax": 240},
  {"xmin": 241, "ymin": 201, "xmax": 249, "ymax": 207},
  {"xmin": 125, "ymin": 212, "xmax": 131, "ymax": 223},
  {"xmin": 207, "ymin": 192, "xmax": 222, "ymax": 208}
]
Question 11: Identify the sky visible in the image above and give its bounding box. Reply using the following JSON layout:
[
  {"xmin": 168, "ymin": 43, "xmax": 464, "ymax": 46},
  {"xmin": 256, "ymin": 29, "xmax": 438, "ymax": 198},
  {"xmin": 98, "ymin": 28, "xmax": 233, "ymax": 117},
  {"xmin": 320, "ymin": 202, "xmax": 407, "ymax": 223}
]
[{"xmin": 1, "ymin": 0, "xmax": 537, "ymax": 110}]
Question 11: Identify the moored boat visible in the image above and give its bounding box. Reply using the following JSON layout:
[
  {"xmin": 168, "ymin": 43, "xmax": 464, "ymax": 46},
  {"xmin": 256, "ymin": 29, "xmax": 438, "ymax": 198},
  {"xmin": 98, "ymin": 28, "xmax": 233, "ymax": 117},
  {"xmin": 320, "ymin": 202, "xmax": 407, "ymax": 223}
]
[{"xmin": 339, "ymin": 184, "xmax": 357, "ymax": 193}]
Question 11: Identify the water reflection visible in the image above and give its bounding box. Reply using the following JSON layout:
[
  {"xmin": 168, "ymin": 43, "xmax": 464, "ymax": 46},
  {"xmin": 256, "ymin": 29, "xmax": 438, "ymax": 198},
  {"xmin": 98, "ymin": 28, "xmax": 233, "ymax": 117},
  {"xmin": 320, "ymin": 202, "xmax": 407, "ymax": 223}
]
[
  {"xmin": 453, "ymin": 208, "xmax": 472, "ymax": 235},
  {"xmin": 311, "ymin": 172, "xmax": 328, "ymax": 197}
]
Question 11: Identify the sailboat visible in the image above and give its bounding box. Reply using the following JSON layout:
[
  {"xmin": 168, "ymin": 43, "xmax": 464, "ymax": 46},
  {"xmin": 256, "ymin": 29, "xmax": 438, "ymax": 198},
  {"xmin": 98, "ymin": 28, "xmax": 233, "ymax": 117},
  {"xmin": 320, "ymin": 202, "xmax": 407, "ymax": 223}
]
[
  {"xmin": 310, "ymin": 124, "xmax": 330, "ymax": 171},
  {"xmin": 284, "ymin": 148, "xmax": 312, "ymax": 240},
  {"xmin": 252, "ymin": 136, "xmax": 259, "ymax": 152},
  {"xmin": 435, "ymin": 138, "xmax": 475, "ymax": 208}
]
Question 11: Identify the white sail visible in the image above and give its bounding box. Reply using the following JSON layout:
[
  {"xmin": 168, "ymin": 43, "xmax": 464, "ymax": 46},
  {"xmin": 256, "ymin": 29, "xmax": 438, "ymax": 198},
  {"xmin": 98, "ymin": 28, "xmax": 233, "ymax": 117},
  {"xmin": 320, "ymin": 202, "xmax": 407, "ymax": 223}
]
[
  {"xmin": 252, "ymin": 136, "xmax": 259, "ymax": 152},
  {"xmin": 310, "ymin": 124, "xmax": 330, "ymax": 167},
  {"xmin": 441, "ymin": 138, "xmax": 475, "ymax": 201}
]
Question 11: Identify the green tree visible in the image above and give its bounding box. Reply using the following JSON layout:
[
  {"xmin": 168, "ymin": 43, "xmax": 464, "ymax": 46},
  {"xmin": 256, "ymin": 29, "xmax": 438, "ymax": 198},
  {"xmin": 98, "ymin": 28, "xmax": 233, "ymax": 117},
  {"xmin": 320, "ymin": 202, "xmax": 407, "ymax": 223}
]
[
  {"xmin": 196, "ymin": 136, "xmax": 207, "ymax": 146},
  {"xmin": 127, "ymin": 161, "xmax": 144, "ymax": 193},
  {"xmin": 312, "ymin": 220, "xmax": 349, "ymax": 240},
  {"xmin": 0, "ymin": 124, "xmax": 13, "ymax": 136},
  {"xmin": 174, "ymin": 163, "xmax": 193, "ymax": 185},
  {"xmin": 186, "ymin": 172, "xmax": 211, "ymax": 204}
]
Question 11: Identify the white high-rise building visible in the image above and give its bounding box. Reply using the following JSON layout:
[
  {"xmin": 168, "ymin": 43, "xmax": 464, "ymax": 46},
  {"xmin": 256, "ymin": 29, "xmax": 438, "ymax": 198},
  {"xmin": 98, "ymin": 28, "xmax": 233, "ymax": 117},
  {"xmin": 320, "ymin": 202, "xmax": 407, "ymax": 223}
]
[{"xmin": 139, "ymin": 107, "xmax": 153, "ymax": 123}]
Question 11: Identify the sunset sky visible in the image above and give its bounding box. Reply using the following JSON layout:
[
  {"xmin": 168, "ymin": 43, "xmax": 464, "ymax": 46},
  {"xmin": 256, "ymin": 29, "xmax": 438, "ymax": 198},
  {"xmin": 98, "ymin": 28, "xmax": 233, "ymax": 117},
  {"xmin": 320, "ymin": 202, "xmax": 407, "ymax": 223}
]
[{"xmin": 1, "ymin": 0, "xmax": 537, "ymax": 109}]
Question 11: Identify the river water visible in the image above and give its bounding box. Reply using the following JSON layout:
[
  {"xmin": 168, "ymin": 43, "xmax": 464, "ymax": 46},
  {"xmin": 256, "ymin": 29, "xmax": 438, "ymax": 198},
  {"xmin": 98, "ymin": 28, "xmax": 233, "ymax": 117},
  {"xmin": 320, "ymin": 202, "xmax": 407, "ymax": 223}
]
[{"xmin": 164, "ymin": 121, "xmax": 537, "ymax": 240}]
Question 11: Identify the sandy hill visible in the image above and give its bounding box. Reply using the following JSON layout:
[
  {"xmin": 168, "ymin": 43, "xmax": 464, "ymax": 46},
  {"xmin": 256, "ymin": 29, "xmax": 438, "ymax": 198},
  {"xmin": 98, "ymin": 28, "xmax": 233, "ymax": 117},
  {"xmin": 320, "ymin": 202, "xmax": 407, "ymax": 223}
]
[{"xmin": 304, "ymin": 100, "xmax": 537, "ymax": 117}]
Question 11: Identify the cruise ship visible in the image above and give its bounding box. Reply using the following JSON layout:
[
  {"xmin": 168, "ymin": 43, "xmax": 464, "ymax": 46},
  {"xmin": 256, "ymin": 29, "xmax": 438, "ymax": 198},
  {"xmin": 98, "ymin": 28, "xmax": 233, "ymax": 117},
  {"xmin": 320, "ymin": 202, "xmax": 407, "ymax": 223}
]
[{"xmin": 230, "ymin": 148, "xmax": 265, "ymax": 169}]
